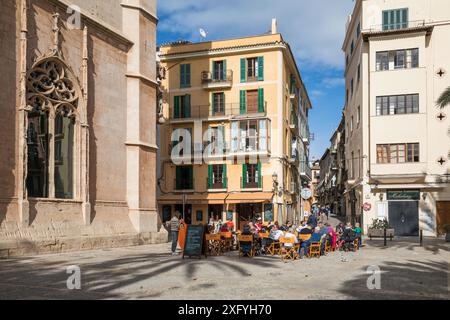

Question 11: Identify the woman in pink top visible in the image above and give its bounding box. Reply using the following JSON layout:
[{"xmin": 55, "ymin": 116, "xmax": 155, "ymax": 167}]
[{"xmin": 327, "ymin": 224, "xmax": 338, "ymax": 251}]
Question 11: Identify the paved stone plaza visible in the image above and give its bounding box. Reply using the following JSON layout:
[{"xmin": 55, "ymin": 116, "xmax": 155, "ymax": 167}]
[{"xmin": 0, "ymin": 236, "xmax": 449, "ymax": 300}]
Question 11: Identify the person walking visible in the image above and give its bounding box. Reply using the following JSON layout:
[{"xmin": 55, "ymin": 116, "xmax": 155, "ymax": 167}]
[{"xmin": 169, "ymin": 213, "xmax": 181, "ymax": 255}]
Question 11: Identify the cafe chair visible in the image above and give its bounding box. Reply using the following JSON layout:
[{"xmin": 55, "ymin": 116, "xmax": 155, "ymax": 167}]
[
  {"xmin": 205, "ymin": 234, "xmax": 221, "ymax": 256},
  {"xmin": 324, "ymin": 239, "xmax": 333, "ymax": 254},
  {"xmin": 220, "ymin": 231, "xmax": 233, "ymax": 252},
  {"xmin": 238, "ymin": 235, "xmax": 255, "ymax": 258},
  {"xmin": 279, "ymin": 237, "xmax": 299, "ymax": 262},
  {"xmin": 353, "ymin": 239, "xmax": 359, "ymax": 251},
  {"xmin": 308, "ymin": 239, "xmax": 322, "ymax": 258},
  {"xmin": 266, "ymin": 239, "xmax": 280, "ymax": 256}
]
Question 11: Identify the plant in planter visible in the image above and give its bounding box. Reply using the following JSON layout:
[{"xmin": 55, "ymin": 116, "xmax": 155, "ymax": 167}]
[
  {"xmin": 368, "ymin": 218, "xmax": 395, "ymax": 240},
  {"xmin": 443, "ymin": 224, "xmax": 450, "ymax": 242}
]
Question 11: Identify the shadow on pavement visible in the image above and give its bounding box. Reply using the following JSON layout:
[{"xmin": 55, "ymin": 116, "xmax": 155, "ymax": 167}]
[
  {"xmin": 338, "ymin": 259, "xmax": 449, "ymax": 300},
  {"xmin": 0, "ymin": 251, "xmax": 282, "ymax": 299}
]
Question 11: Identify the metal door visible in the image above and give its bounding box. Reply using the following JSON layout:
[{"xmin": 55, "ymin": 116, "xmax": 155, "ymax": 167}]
[{"xmin": 388, "ymin": 201, "xmax": 419, "ymax": 236}]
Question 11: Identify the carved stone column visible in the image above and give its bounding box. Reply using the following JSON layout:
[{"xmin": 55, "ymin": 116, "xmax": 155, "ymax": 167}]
[{"xmin": 17, "ymin": 0, "xmax": 29, "ymax": 227}]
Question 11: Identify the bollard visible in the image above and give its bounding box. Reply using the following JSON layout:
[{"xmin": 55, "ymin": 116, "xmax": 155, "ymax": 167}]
[
  {"xmin": 420, "ymin": 230, "xmax": 423, "ymax": 247},
  {"xmin": 384, "ymin": 227, "xmax": 387, "ymax": 247}
]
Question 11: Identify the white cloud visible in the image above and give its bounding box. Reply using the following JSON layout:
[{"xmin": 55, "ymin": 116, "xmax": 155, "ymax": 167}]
[
  {"xmin": 158, "ymin": 0, "xmax": 355, "ymax": 69},
  {"xmin": 322, "ymin": 77, "xmax": 346, "ymax": 88}
]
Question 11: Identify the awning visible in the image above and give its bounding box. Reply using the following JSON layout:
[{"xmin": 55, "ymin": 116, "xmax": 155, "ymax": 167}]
[
  {"xmin": 157, "ymin": 192, "xmax": 274, "ymax": 205},
  {"xmin": 224, "ymin": 193, "xmax": 274, "ymax": 204}
]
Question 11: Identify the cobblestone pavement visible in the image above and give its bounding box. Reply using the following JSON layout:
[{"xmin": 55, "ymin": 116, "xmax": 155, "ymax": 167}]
[{"xmin": 0, "ymin": 236, "xmax": 449, "ymax": 300}]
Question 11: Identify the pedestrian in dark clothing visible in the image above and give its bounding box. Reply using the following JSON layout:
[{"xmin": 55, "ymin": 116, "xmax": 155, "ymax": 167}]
[
  {"xmin": 168, "ymin": 214, "xmax": 181, "ymax": 255},
  {"xmin": 307, "ymin": 214, "xmax": 318, "ymax": 229}
]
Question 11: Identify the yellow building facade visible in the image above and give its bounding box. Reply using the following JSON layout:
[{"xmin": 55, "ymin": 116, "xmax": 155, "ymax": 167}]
[{"xmin": 157, "ymin": 28, "xmax": 312, "ymax": 230}]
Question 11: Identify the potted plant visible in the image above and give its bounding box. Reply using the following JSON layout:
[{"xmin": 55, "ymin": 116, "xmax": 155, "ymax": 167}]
[
  {"xmin": 443, "ymin": 224, "xmax": 450, "ymax": 242},
  {"xmin": 368, "ymin": 218, "xmax": 395, "ymax": 240}
]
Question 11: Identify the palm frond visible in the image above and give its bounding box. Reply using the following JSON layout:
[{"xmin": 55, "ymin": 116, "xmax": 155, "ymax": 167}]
[{"xmin": 437, "ymin": 86, "xmax": 450, "ymax": 109}]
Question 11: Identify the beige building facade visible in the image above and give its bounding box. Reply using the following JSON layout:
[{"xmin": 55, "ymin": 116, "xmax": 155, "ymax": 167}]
[
  {"xmin": 0, "ymin": 0, "xmax": 165, "ymax": 257},
  {"xmin": 157, "ymin": 23, "xmax": 312, "ymax": 230},
  {"xmin": 343, "ymin": 0, "xmax": 450, "ymax": 236}
]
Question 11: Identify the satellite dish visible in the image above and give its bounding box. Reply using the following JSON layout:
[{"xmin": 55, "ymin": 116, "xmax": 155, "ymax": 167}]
[{"xmin": 199, "ymin": 28, "xmax": 207, "ymax": 39}]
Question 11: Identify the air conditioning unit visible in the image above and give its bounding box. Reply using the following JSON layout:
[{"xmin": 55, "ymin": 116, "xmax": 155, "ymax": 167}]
[{"xmin": 202, "ymin": 72, "xmax": 212, "ymax": 81}]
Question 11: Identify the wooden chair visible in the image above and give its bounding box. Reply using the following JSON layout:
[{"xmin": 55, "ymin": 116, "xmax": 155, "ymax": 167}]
[
  {"xmin": 220, "ymin": 232, "xmax": 233, "ymax": 252},
  {"xmin": 205, "ymin": 234, "xmax": 221, "ymax": 256},
  {"xmin": 353, "ymin": 239, "xmax": 359, "ymax": 251},
  {"xmin": 299, "ymin": 234, "xmax": 312, "ymax": 242},
  {"xmin": 266, "ymin": 239, "xmax": 280, "ymax": 256},
  {"xmin": 324, "ymin": 239, "xmax": 332, "ymax": 254},
  {"xmin": 238, "ymin": 235, "xmax": 255, "ymax": 258},
  {"xmin": 308, "ymin": 239, "xmax": 322, "ymax": 258},
  {"xmin": 279, "ymin": 237, "xmax": 299, "ymax": 262}
]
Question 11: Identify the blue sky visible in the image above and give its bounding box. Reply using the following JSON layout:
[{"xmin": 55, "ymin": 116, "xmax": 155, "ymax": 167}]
[{"xmin": 156, "ymin": 0, "xmax": 355, "ymax": 160}]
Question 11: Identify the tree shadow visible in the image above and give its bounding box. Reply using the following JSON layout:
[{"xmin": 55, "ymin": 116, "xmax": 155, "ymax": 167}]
[
  {"xmin": 366, "ymin": 237, "xmax": 450, "ymax": 255},
  {"xmin": 0, "ymin": 251, "xmax": 283, "ymax": 299},
  {"xmin": 338, "ymin": 259, "xmax": 449, "ymax": 300}
]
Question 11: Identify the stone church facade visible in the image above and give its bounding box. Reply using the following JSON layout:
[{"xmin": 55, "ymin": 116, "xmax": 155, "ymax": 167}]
[{"xmin": 0, "ymin": 0, "xmax": 165, "ymax": 257}]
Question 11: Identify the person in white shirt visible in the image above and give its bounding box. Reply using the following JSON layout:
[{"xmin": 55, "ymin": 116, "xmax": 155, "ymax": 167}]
[
  {"xmin": 296, "ymin": 221, "xmax": 308, "ymax": 233},
  {"xmin": 283, "ymin": 228, "xmax": 299, "ymax": 248}
]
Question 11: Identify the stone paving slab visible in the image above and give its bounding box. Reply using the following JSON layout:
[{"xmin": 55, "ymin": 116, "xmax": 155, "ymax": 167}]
[{"xmin": 0, "ymin": 238, "xmax": 449, "ymax": 300}]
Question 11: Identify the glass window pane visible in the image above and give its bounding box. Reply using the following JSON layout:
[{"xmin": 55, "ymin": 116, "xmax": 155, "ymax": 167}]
[
  {"xmin": 54, "ymin": 114, "xmax": 74, "ymax": 199},
  {"xmin": 390, "ymin": 145, "xmax": 398, "ymax": 163},
  {"xmin": 26, "ymin": 110, "xmax": 49, "ymax": 198}
]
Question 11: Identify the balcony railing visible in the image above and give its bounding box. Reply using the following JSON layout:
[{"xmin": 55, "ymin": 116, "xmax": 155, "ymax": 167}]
[
  {"xmin": 170, "ymin": 102, "xmax": 267, "ymax": 120},
  {"xmin": 363, "ymin": 20, "xmax": 426, "ymax": 33},
  {"xmin": 206, "ymin": 177, "xmax": 228, "ymax": 190},
  {"xmin": 174, "ymin": 178, "xmax": 194, "ymax": 191},
  {"xmin": 240, "ymin": 177, "xmax": 263, "ymax": 190},
  {"xmin": 300, "ymin": 162, "xmax": 312, "ymax": 180},
  {"xmin": 201, "ymin": 70, "xmax": 233, "ymax": 89}
]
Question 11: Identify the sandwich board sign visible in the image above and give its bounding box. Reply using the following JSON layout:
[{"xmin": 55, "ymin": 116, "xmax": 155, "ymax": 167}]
[{"xmin": 182, "ymin": 224, "xmax": 206, "ymax": 259}]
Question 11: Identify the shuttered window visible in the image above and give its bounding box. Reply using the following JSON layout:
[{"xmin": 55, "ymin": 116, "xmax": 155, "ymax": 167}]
[
  {"xmin": 382, "ymin": 8, "xmax": 408, "ymax": 30},
  {"xmin": 180, "ymin": 64, "xmax": 191, "ymax": 88}
]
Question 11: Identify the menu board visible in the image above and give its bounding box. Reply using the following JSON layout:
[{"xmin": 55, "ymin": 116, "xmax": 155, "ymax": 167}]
[{"xmin": 182, "ymin": 225, "xmax": 205, "ymax": 259}]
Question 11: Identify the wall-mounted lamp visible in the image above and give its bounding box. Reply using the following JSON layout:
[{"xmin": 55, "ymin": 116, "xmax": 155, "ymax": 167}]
[
  {"xmin": 422, "ymin": 192, "xmax": 428, "ymax": 201},
  {"xmin": 379, "ymin": 193, "xmax": 384, "ymax": 201}
]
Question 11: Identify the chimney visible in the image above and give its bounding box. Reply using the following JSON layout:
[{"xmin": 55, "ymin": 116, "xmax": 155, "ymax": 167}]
[{"xmin": 271, "ymin": 18, "xmax": 277, "ymax": 34}]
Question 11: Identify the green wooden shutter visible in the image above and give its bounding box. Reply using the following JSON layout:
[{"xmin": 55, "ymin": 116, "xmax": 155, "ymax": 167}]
[
  {"xmin": 208, "ymin": 165, "xmax": 213, "ymax": 189},
  {"xmin": 382, "ymin": 11, "xmax": 389, "ymax": 30},
  {"xmin": 176, "ymin": 166, "xmax": 182, "ymax": 190},
  {"xmin": 212, "ymin": 61, "xmax": 216, "ymax": 80},
  {"xmin": 258, "ymin": 88, "xmax": 264, "ymax": 113},
  {"xmin": 242, "ymin": 164, "xmax": 247, "ymax": 189},
  {"xmin": 257, "ymin": 162, "xmax": 262, "ymax": 189},
  {"xmin": 188, "ymin": 166, "xmax": 193, "ymax": 189},
  {"xmin": 240, "ymin": 90, "xmax": 246, "ymax": 115},
  {"xmin": 240, "ymin": 58, "xmax": 246, "ymax": 83},
  {"xmin": 186, "ymin": 64, "xmax": 191, "ymax": 87},
  {"xmin": 401, "ymin": 9, "xmax": 408, "ymax": 28},
  {"xmin": 184, "ymin": 95, "xmax": 191, "ymax": 118},
  {"xmin": 223, "ymin": 60, "xmax": 227, "ymax": 80},
  {"xmin": 180, "ymin": 64, "xmax": 185, "ymax": 87},
  {"xmin": 211, "ymin": 93, "xmax": 215, "ymax": 116},
  {"xmin": 174, "ymin": 96, "xmax": 180, "ymax": 119},
  {"xmin": 223, "ymin": 164, "xmax": 227, "ymax": 188},
  {"xmin": 258, "ymin": 56, "xmax": 264, "ymax": 81}
]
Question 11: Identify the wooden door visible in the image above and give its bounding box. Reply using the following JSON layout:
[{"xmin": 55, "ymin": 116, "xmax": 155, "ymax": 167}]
[{"xmin": 437, "ymin": 201, "xmax": 450, "ymax": 235}]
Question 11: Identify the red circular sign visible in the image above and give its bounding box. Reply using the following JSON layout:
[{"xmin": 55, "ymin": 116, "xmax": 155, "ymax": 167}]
[{"xmin": 363, "ymin": 203, "xmax": 372, "ymax": 212}]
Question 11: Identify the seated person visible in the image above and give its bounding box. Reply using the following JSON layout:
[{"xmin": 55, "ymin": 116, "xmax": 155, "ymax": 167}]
[
  {"xmin": 282, "ymin": 228, "xmax": 299, "ymax": 249},
  {"xmin": 354, "ymin": 223, "xmax": 362, "ymax": 246},
  {"xmin": 220, "ymin": 223, "xmax": 230, "ymax": 233},
  {"xmin": 339, "ymin": 223, "xmax": 356, "ymax": 251},
  {"xmin": 296, "ymin": 221, "xmax": 308, "ymax": 233},
  {"xmin": 300, "ymin": 227, "xmax": 326, "ymax": 258},
  {"xmin": 240, "ymin": 224, "xmax": 254, "ymax": 254}
]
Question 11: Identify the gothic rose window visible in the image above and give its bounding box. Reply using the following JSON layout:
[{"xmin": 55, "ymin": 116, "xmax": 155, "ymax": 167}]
[{"xmin": 26, "ymin": 58, "xmax": 78, "ymax": 199}]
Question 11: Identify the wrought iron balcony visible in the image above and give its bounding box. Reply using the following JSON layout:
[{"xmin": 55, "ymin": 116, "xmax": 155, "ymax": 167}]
[
  {"xmin": 201, "ymin": 70, "xmax": 233, "ymax": 89},
  {"xmin": 170, "ymin": 102, "xmax": 267, "ymax": 121}
]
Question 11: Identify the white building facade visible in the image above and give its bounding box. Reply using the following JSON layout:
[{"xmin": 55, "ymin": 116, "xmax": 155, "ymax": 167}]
[{"xmin": 343, "ymin": 0, "xmax": 450, "ymax": 236}]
